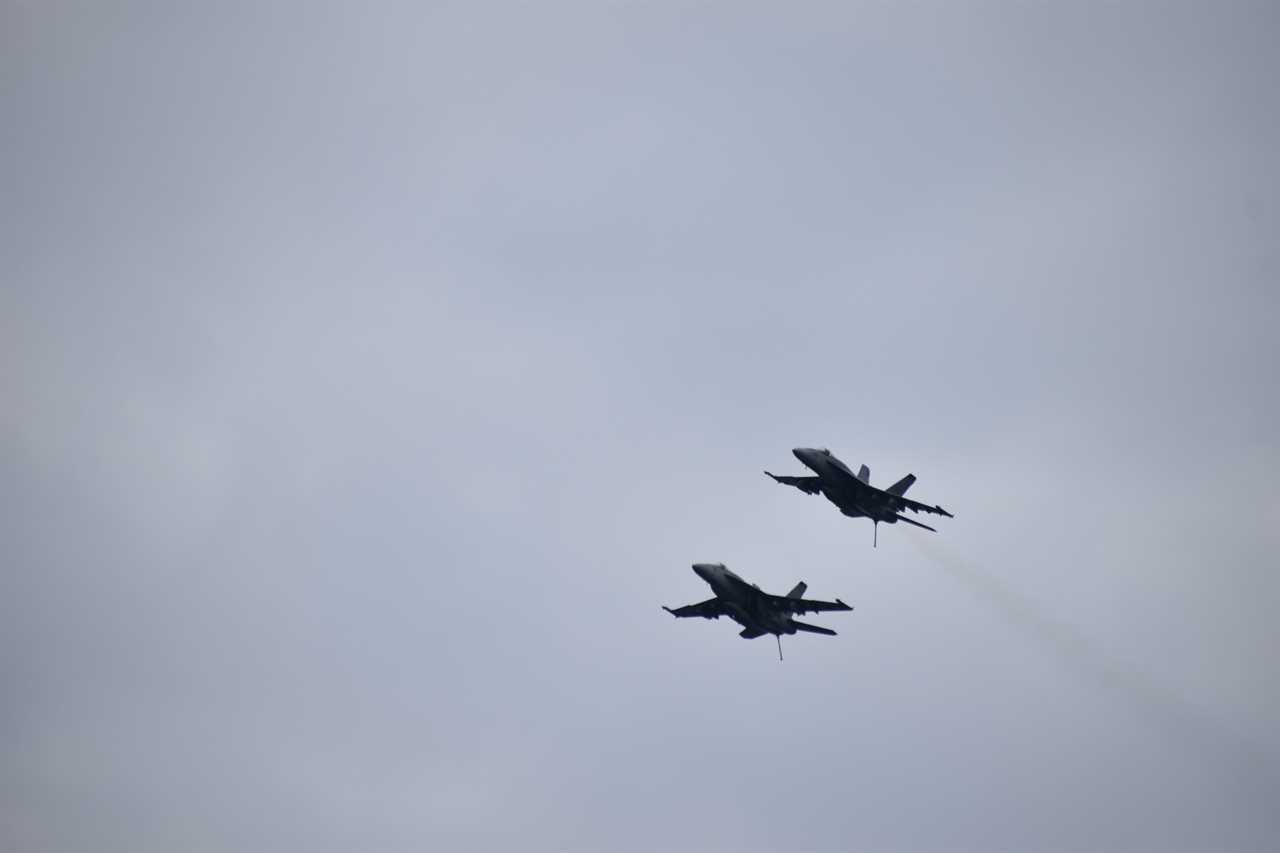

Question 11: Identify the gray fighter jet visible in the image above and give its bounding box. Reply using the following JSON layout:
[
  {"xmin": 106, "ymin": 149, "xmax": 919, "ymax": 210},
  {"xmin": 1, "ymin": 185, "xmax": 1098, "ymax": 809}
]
[
  {"xmin": 766, "ymin": 447, "xmax": 954, "ymax": 547},
  {"xmin": 663, "ymin": 562, "xmax": 852, "ymax": 660}
]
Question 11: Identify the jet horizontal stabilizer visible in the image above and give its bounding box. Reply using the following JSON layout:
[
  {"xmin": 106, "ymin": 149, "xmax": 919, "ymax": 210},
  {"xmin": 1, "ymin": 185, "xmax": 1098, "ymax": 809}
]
[
  {"xmin": 892, "ymin": 513, "xmax": 937, "ymax": 533},
  {"xmin": 790, "ymin": 620, "xmax": 837, "ymax": 636}
]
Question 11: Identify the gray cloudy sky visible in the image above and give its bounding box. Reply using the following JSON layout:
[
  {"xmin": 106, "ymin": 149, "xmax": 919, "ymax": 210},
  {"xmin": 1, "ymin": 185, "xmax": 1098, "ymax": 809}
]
[{"xmin": 4, "ymin": 3, "xmax": 1279, "ymax": 852}]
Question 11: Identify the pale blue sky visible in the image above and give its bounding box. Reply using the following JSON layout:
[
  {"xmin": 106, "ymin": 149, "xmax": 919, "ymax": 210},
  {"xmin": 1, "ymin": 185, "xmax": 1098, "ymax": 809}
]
[{"xmin": 4, "ymin": 3, "xmax": 1278, "ymax": 851}]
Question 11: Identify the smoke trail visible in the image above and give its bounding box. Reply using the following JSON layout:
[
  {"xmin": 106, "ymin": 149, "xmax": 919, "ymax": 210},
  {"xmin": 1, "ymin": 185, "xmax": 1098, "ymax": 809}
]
[{"xmin": 908, "ymin": 534, "xmax": 1277, "ymax": 801}]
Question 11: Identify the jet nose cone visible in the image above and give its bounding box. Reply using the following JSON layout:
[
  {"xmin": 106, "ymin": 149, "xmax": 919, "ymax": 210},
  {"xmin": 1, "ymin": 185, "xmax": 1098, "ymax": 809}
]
[
  {"xmin": 793, "ymin": 447, "xmax": 812, "ymax": 463},
  {"xmin": 692, "ymin": 563, "xmax": 719, "ymax": 581}
]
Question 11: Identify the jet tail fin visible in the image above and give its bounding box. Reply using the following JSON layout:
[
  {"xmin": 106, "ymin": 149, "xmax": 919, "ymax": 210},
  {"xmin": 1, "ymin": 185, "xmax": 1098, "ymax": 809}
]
[
  {"xmin": 887, "ymin": 473, "xmax": 916, "ymax": 496},
  {"xmin": 790, "ymin": 620, "xmax": 837, "ymax": 636},
  {"xmin": 856, "ymin": 464, "xmax": 871, "ymax": 484},
  {"xmin": 785, "ymin": 581, "xmax": 807, "ymax": 599}
]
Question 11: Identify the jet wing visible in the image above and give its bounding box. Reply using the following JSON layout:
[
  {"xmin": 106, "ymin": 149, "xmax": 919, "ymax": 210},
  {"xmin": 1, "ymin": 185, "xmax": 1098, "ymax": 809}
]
[
  {"xmin": 770, "ymin": 595, "xmax": 853, "ymax": 616},
  {"xmin": 891, "ymin": 493, "xmax": 954, "ymax": 518},
  {"xmin": 764, "ymin": 472, "xmax": 822, "ymax": 495},
  {"xmin": 663, "ymin": 598, "xmax": 725, "ymax": 620}
]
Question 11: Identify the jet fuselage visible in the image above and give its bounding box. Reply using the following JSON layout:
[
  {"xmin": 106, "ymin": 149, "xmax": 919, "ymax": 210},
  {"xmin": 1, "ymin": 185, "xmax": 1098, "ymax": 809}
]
[
  {"xmin": 792, "ymin": 447, "xmax": 887, "ymax": 520},
  {"xmin": 692, "ymin": 563, "xmax": 797, "ymax": 635}
]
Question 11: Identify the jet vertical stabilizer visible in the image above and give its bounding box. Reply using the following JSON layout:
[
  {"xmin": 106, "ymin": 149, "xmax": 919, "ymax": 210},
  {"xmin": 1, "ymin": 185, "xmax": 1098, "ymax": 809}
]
[{"xmin": 886, "ymin": 473, "xmax": 916, "ymax": 496}]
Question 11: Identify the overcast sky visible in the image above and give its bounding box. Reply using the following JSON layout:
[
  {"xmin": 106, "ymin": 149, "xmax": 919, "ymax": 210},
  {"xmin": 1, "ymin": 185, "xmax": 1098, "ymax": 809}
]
[{"xmin": 4, "ymin": 3, "xmax": 1278, "ymax": 852}]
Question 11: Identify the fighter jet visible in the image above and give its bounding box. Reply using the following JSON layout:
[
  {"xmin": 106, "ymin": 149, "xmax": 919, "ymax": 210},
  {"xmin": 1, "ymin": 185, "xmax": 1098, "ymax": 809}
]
[
  {"xmin": 663, "ymin": 562, "xmax": 852, "ymax": 660},
  {"xmin": 766, "ymin": 447, "xmax": 954, "ymax": 547}
]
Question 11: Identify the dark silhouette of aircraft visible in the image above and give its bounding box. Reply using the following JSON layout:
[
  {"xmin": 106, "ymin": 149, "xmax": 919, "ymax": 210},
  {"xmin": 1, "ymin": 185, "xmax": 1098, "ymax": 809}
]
[
  {"xmin": 663, "ymin": 562, "xmax": 852, "ymax": 660},
  {"xmin": 766, "ymin": 447, "xmax": 954, "ymax": 547}
]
